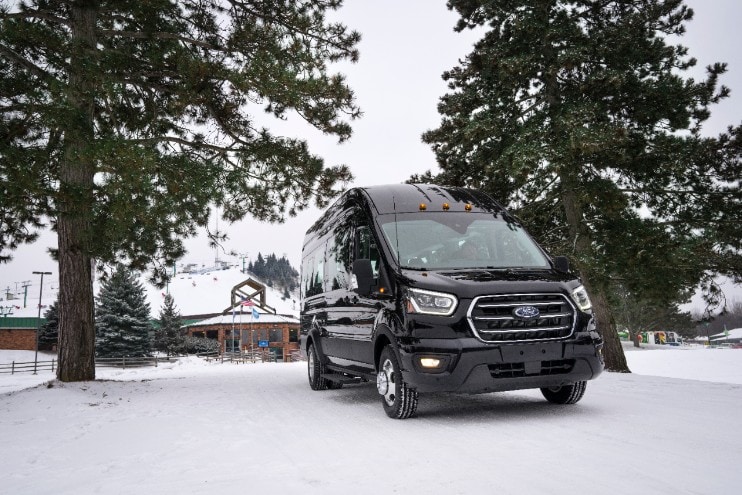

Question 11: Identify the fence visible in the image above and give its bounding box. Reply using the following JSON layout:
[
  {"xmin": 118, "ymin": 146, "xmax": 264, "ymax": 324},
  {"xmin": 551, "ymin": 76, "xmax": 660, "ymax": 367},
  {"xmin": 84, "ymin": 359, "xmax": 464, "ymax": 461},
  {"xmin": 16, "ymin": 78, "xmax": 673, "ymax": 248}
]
[
  {"xmin": 95, "ymin": 356, "xmax": 179, "ymax": 369},
  {"xmin": 0, "ymin": 355, "xmax": 180, "ymax": 375},
  {"xmin": 200, "ymin": 349, "xmax": 305, "ymax": 364},
  {"xmin": 0, "ymin": 359, "xmax": 56, "ymax": 375},
  {"xmin": 1, "ymin": 351, "xmax": 305, "ymax": 375}
]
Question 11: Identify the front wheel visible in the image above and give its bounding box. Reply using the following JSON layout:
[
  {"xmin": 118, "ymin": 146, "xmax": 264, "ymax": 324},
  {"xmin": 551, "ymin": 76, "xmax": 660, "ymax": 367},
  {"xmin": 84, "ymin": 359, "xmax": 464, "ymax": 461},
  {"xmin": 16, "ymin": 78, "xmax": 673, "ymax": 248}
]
[
  {"xmin": 377, "ymin": 346, "xmax": 418, "ymax": 419},
  {"xmin": 540, "ymin": 381, "xmax": 587, "ymax": 404},
  {"xmin": 307, "ymin": 342, "xmax": 329, "ymax": 391}
]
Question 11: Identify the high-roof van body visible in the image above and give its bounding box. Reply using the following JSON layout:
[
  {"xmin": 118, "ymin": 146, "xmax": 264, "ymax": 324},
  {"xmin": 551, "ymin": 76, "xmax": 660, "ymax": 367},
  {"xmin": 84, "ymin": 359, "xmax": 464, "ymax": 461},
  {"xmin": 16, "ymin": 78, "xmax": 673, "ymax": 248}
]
[{"xmin": 300, "ymin": 184, "xmax": 603, "ymax": 418}]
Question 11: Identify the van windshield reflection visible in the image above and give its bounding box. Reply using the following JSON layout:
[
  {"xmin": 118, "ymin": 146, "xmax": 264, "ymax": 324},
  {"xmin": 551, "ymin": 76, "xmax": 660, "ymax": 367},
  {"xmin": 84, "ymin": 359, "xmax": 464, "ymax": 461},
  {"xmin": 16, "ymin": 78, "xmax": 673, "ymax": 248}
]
[{"xmin": 379, "ymin": 213, "xmax": 550, "ymax": 270}]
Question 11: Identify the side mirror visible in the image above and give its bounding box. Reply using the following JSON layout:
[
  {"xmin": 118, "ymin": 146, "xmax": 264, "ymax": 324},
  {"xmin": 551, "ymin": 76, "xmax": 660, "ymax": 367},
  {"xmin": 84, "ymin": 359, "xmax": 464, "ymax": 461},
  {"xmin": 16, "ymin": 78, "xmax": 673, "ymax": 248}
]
[
  {"xmin": 353, "ymin": 259, "xmax": 374, "ymax": 296},
  {"xmin": 554, "ymin": 256, "xmax": 570, "ymax": 273}
]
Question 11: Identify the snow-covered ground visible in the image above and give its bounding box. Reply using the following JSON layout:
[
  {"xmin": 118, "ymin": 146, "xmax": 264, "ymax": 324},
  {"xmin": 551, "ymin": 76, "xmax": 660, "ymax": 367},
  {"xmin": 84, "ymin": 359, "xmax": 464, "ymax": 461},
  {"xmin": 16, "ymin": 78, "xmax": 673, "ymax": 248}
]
[{"xmin": 1, "ymin": 345, "xmax": 741, "ymax": 494}]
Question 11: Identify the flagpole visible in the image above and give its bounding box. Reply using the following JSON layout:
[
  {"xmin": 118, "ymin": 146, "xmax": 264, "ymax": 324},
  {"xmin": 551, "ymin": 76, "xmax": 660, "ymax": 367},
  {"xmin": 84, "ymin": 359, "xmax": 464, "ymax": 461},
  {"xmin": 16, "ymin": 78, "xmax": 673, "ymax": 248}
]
[{"xmin": 230, "ymin": 307, "xmax": 235, "ymax": 354}]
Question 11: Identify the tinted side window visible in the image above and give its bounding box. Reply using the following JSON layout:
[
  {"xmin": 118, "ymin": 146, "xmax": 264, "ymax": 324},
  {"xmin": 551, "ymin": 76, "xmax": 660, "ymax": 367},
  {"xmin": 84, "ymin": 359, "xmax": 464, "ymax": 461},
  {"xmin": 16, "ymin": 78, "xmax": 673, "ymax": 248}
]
[
  {"xmin": 301, "ymin": 247, "xmax": 325, "ymax": 298},
  {"xmin": 326, "ymin": 213, "xmax": 353, "ymax": 291}
]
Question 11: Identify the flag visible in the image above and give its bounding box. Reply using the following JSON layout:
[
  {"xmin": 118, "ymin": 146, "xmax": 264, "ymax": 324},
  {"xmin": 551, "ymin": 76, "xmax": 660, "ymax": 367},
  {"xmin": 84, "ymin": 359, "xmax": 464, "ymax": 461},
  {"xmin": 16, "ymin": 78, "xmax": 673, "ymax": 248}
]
[
  {"xmin": 724, "ymin": 325, "xmax": 729, "ymax": 337},
  {"xmin": 232, "ymin": 308, "xmax": 236, "ymax": 323},
  {"xmin": 241, "ymin": 298, "xmax": 254, "ymax": 307},
  {"xmin": 252, "ymin": 308, "xmax": 259, "ymax": 319}
]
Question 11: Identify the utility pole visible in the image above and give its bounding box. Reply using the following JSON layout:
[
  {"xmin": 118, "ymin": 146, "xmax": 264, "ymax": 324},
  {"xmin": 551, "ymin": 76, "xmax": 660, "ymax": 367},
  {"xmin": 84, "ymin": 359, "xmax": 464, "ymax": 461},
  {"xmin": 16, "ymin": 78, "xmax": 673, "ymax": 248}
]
[
  {"xmin": 21, "ymin": 280, "xmax": 31, "ymax": 308},
  {"xmin": 32, "ymin": 271, "xmax": 52, "ymax": 374}
]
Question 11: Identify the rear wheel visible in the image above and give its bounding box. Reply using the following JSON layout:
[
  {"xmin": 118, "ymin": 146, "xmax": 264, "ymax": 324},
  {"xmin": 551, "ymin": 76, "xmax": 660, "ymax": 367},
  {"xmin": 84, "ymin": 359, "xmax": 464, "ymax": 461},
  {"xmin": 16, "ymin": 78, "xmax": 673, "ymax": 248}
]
[
  {"xmin": 307, "ymin": 342, "xmax": 328, "ymax": 391},
  {"xmin": 377, "ymin": 346, "xmax": 418, "ymax": 419},
  {"xmin": 540, "ymin": 381, "xmax": 587, "ymax": 404}
]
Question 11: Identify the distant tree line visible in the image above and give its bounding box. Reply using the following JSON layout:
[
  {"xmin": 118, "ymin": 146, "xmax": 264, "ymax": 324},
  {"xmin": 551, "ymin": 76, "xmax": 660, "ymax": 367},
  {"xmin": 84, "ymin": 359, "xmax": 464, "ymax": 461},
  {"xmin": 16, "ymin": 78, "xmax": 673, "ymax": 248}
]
[
  {"xmin": 248, "ymin": 253, "xmax": 299, "ymax": 298},
  {"xmin": 695, "ymin": 300, "xmax": 742, "ymax": 337}
]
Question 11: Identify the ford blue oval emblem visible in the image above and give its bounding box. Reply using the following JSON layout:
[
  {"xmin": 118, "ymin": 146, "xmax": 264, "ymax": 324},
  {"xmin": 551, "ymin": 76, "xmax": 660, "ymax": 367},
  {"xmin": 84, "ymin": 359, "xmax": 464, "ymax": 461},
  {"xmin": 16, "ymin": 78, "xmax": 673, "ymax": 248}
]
[{"xmin": 514, "ymin": 305, "xmax": 540, "ymax": 319}]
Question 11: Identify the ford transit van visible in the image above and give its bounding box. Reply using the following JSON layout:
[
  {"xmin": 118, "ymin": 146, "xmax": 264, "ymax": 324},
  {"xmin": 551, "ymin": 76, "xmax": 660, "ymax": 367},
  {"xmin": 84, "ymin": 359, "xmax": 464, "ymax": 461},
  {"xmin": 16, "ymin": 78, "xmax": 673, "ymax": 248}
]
[{"xmin": 300, "ymin": 184, "xmax": 603, "ymax": 418}]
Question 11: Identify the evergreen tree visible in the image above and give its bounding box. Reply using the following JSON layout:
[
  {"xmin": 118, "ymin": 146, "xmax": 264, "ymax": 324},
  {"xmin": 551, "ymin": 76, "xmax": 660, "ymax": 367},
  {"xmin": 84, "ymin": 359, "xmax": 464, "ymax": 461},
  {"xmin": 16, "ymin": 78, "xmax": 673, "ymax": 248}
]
[
  {"xmin": 247, "ymin": 251, "xmax": 299, "ymax": 292},
  {"xmin": 38, "ymin": 299, "xmax": 59, "ymax": 350},
  {"xmin": 420, "ymin": 0, "xmax": 741, "ymax": 371},
  {"xmin": 95, "ymin": 266, "xmax": 152, "ymax": 357},
  {"xmin": 184, "ymin": 335, "xmax": 220, "ymax": 355},
  {"xmin": 0, "ymin": 1, "xmax": 359, "ymax": 381},
  {"xmin": 156, "ymin": 293, "xmax": 185, "ymax": 356}
]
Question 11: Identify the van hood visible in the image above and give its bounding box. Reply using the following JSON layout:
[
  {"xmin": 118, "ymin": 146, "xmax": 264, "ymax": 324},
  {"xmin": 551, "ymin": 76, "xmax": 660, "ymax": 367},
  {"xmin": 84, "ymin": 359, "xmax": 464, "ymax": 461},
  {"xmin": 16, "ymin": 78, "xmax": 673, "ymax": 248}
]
[{"xmin": 399, "ymin": 268, "xmax": 579, "ymax": 298}]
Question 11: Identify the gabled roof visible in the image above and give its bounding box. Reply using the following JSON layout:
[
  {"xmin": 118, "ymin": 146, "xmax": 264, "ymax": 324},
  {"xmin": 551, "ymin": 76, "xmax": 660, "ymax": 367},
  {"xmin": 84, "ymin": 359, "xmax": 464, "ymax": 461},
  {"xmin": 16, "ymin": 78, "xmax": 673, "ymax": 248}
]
[{"xmin": 183, "ymin": 312, "xmax": 298, "ymax": 328}]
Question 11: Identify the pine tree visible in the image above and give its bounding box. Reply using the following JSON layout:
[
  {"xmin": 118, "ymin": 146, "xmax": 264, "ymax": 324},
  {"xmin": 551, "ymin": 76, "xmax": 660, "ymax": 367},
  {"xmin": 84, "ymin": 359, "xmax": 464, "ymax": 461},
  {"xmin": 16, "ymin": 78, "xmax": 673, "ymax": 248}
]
[
  {"xmin": 95, "ymin": 266, "xmax": 152, "ymax": 358},
  {"xmin": 420, "ymin": 0, "xmax": 741, "ymax": 371},
  {"xmin": 156, "ymin": 293, "xmax": 184, "ymax": 356},
  {"xmin": 0, "ymin": 1, "xmax": 359, "ymax": 381},
  {"xmin": 38, "ymin": 299, "xmax": 59, "ymax": 350}
]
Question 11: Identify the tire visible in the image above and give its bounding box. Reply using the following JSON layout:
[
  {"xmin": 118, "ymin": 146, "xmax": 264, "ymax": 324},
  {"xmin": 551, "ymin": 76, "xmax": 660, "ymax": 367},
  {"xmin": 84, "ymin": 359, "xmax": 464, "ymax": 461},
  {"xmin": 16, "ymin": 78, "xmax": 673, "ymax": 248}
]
[
  {"xmin": 377, "ymin": 345, "xmax": 418, "ymax": 419},
  {"xmin": 540, "ymin": 381, "xmax": 587, "ymax": 404},
  {"xmin": 307, "ymin": 342, "xmax": 329, "ymax": 391}
]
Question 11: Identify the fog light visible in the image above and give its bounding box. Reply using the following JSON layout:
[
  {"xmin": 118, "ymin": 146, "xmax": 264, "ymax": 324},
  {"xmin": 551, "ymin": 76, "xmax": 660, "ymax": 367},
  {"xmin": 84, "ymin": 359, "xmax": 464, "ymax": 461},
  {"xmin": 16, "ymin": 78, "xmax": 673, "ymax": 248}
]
[
  {"xmin": 414, "ymin": 355, "xmax": 449, "ymax": 373},
  {"xmin": 419, "ymin": 357, "xmax": 441, "ymax": 368}
]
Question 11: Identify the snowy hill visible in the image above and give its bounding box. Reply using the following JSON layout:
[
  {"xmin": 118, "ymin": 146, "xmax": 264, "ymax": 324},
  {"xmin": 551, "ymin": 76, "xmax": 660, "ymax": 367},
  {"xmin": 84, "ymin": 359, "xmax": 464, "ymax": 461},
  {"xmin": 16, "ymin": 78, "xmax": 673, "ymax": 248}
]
[
  {"xmin": 4, "ymin": 264, "xmax": 299, "ymax": 320},
  {"xmin": 143, "ymin": 264, "xmax": 299, "ymax": 318}
]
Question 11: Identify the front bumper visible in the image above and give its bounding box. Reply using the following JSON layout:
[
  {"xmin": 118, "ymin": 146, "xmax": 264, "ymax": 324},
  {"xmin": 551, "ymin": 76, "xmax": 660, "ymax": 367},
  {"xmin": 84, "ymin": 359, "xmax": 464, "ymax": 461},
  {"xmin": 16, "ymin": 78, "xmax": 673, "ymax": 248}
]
[{"xmin": 397, "ymin": 333, "xmax": 603, "ymax": 394}]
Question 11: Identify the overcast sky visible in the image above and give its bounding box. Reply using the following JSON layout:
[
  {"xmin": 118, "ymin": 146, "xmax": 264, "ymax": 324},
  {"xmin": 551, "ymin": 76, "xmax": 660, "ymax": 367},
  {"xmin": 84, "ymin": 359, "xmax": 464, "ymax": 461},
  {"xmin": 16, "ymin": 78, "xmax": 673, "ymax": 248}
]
[{"xmin": 2, "ymin": 0, "xmax": 740, "ymax": 308}]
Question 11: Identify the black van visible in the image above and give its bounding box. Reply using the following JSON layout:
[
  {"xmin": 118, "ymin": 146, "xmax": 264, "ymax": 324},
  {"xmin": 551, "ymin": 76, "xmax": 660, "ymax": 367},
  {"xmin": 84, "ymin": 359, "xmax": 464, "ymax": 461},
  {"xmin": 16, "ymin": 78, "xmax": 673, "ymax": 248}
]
[{"xmin": 300, "ymin": 184, "xmax": 603, "ymax": 418}]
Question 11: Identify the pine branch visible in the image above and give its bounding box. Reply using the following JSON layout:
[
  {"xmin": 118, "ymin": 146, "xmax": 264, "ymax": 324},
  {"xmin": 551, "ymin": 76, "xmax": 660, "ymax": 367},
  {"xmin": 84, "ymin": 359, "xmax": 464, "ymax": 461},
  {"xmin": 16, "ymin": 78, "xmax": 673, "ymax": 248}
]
[
  {"xmin": 1, "ymin": 11, "xmax": 71, "ymax": 26},
  {"xmin": 0, "ymin": 42, "xmax": 57, "ymax": 82},
  {"xmin": 97, "ymin": 29, "xmax": 222, "ymax": 51}
]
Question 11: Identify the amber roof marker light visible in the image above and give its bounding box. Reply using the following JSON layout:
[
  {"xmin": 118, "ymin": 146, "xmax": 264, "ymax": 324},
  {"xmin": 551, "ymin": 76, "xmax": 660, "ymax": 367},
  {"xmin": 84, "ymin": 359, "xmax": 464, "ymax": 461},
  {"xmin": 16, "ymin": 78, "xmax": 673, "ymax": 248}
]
[
  {"xmin": 442, "ymin": 203, "xmax": 450, "ymax": 211},
  {"xmin": 419, "ymin": 203, "xmax": 427, "ymax": 211},
  {"xmin": 464, "ymin": 204, "xmax": 472, "ymax": 211}
]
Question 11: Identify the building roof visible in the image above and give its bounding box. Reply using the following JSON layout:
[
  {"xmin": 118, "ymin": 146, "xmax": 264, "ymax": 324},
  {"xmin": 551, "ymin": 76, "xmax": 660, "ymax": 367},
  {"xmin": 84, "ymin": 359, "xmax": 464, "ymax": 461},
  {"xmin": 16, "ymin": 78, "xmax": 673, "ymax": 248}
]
[
  {"xmin": 710, "ymin": 328, "xmax": 742, "ymax": 341},
  {"xmin": 183, "ymin": 312, "xmax": 298, "ymax": 328}
]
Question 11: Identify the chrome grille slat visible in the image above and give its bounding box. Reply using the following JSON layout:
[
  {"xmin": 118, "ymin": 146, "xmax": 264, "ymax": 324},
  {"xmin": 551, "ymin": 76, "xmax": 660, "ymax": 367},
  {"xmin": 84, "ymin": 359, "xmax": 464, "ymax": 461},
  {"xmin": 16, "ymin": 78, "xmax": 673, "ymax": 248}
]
[
  {"xmin": 477, "ymin": 301, "xmax": 563, "ymax": 308},
  {"xmin": 474, "ymin": 312, "xmax": 571, "ymax": 321},
  {"xmin": 478, "ymin": 325, "xmax": 571, "ymax": 334},
  {"xmin": 467, "ymin": 292, "xmax": 576, "ymax": 343}
]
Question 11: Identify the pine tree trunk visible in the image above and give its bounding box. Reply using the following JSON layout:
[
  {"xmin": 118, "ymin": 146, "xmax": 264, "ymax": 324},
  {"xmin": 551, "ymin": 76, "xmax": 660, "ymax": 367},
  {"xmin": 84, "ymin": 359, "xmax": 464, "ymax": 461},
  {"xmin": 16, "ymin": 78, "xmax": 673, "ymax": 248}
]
[
  {"xmin": 542, "ymin": 42, "xmax": 630, "ymax": 372},
  {"xmin": 57, "ymin": 1, "xmax": 98, "ymax": 382},
  {"xmin": 584, "ymin": 279, "xmax": 630, "ymax": 372},
  {"xmin": 560, "ymin": 174, "xmax": 630, "ymax": 372}
]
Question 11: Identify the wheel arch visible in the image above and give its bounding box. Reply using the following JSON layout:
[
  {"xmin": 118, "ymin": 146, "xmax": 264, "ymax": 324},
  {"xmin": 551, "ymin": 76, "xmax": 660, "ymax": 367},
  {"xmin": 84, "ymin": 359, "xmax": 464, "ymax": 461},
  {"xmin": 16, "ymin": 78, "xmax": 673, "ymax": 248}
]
[
  {"xmin": 305, "ymin": 328, "xmax": 328, "ymax": 363},
  {"xmin": 373, "ymin": 325, "xmax": 396, "ymax": 371}
]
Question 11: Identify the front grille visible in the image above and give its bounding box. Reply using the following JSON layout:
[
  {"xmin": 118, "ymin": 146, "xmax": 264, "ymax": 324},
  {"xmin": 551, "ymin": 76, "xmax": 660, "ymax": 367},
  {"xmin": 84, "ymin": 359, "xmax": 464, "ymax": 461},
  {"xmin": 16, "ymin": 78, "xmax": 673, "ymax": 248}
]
[
  {"xmin": 467, "ymin": 293, "xmax": 576, "ymax": 343},
  {"xmin": 488, "ymin": 359, "xmax": 575, "ymax": 378}
]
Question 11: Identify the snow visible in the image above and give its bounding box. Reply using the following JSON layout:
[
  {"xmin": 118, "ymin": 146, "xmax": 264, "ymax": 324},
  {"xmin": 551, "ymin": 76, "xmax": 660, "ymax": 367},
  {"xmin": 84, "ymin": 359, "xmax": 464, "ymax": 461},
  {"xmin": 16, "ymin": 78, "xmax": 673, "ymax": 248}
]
[{"xmin": 1, "ymin": 345, "xmax": 741, "ymax": 494}]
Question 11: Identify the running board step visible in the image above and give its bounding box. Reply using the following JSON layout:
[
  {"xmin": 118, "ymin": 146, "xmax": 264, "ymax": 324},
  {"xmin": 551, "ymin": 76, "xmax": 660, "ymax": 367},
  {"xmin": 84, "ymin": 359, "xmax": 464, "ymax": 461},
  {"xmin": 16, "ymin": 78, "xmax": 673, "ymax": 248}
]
[
  {"xmin": 321, "ymin": 373, "xmax": 363, "ymax": 384},
  {"xmin": 325, "ymin": 364, "xmax": 377, "ymax": 382}
]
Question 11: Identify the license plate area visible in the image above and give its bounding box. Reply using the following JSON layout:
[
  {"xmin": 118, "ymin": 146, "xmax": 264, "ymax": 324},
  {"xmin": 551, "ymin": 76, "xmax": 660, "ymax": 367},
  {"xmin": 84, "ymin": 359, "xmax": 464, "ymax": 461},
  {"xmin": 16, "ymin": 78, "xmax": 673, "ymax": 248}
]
[{"xmin": 500, "ymin": 343, "xmax": 563, "ymax": 363}]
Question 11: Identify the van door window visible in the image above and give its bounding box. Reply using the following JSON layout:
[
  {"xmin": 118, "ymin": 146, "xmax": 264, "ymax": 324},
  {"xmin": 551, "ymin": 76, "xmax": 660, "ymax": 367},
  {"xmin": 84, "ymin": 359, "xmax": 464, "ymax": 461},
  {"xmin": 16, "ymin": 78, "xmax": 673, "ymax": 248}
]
[
  {"xmin": 326, "ymin": 214, "xmax": 353, "ymax": 290},
  {"xmin": 356, "ymin": 225, "xmax": 380, "ymax": 279},
  {"xmin": 301, "ymin": 248, "xmax": 325, "ymax": 297}
]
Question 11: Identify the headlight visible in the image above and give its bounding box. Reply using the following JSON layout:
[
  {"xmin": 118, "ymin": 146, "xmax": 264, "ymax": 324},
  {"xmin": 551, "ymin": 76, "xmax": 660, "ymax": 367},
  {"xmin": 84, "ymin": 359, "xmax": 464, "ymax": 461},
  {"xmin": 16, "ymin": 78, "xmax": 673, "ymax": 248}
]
[
  {"xmin": 406, "ymin": 288, "xmax": 458, "ymax": 316},
  {"xmin": 571, "ymin": 285, "xmax": 592, "ymax": 311}
]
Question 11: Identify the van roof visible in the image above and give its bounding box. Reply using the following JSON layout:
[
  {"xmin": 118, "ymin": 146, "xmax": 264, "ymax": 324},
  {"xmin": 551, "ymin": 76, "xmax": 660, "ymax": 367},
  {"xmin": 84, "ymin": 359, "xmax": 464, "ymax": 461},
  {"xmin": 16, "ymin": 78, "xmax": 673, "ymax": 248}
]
[{"xmin": 360, "ymin": 183, "xmax": 505, "ymax": 214}]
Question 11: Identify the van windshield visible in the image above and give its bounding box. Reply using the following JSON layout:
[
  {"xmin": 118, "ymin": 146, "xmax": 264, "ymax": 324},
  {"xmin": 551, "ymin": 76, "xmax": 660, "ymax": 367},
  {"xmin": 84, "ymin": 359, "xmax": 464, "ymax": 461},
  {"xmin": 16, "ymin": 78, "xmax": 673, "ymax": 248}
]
[{"xmin": 378, "ymin": 213, "xmax": 551, "ymax": 270}]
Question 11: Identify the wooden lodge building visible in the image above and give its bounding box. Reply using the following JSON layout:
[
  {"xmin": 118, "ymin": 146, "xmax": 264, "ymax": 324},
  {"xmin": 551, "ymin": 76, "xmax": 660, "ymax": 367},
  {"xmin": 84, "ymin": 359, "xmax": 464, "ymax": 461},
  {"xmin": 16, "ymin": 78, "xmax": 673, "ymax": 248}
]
[
  {"xmin": 183, "ymin": 312, "xmax": 300, "ymax": 361},
  {"xmin": 1, "ymin": 275, "xmax": 301, "ymax": 359}
]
